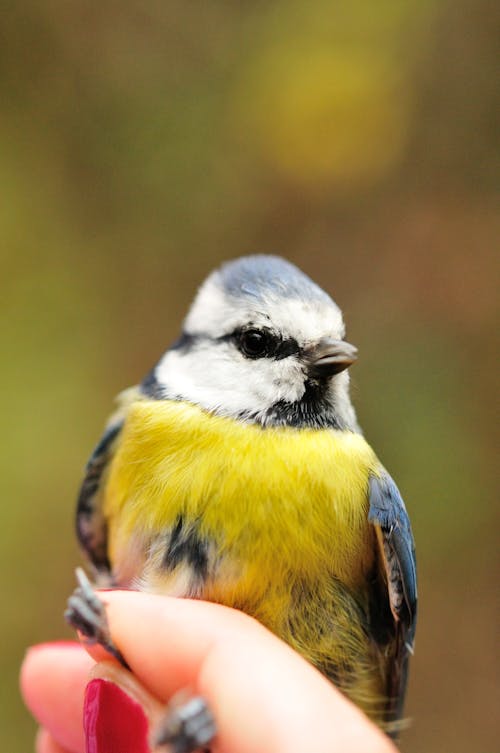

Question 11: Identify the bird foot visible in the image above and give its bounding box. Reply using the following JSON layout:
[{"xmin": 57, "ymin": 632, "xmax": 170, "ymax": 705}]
[
  {"xmin": 64, "ymin": 567, "xmax": 128, "ymax": 667},
  {"xmin": 153, "ymin": 694, "xmax": 216, "ymax": 753}
]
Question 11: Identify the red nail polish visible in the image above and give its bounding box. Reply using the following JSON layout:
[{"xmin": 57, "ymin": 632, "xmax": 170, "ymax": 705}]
[{"xmin": 84, "ymin": 678, "xmax": 150, "ymax": 753}]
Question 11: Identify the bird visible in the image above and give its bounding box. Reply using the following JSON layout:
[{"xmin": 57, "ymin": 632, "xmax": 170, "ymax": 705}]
[{"xmin": 68, "ymin": 255, "xmax": 417, "ymax": 750}]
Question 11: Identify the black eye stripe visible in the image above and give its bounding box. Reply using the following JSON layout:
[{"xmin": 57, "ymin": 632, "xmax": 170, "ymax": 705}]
[
  {"xmin": 274, "ymin": 337, "xmax": 300, "ymax": 359},
  {"xmin": 168, "ymin": 329, "xmax": 300, "ymax": 361},
  {"xmin": 233, "ymin": 327, "xmax": 299, "ymax": 360}
]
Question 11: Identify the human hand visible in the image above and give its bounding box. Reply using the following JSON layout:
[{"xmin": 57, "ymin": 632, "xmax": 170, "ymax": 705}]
[{"xmin": 21, "ymin": 591, "xmax": 396, "ymax": 753}]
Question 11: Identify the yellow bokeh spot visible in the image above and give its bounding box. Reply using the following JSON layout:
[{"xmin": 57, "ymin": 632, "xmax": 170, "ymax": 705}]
[{"xmin": 234, "ymin": 47, "xmax": 411, "ymax": 188}]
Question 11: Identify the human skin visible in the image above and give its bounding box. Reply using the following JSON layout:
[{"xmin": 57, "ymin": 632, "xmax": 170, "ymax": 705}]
[{"xmin": 20, "ymin": 591, "xmax": 397, "ymax": 753}]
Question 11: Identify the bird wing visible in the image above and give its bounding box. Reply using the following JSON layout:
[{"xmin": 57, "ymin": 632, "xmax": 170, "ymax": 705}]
[
  {"xmin": 368, "ymin": 470, "xmax": 417, "ymax": 723},
  {"xmin": 76, "ymin": 386, "xmax": 141, "ymax": 575}
]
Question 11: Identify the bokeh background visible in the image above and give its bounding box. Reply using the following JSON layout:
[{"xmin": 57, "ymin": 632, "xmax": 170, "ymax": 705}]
[{"xmin": 1, "ymin": 1, "xmax": 497, "ymax": 751}]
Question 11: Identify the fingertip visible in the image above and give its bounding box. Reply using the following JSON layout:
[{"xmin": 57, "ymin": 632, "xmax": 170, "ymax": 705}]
[
  {"xmin": 21, "ymin": 641, "xmax": 89, "ymax": 709},
  {"xmin": 21, "ymin": 642, "xmax": 93, "ymax": 753}
]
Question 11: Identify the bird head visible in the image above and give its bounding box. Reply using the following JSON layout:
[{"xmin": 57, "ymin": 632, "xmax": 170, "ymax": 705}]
[{"xmin": 145, "ymin": 255, "xmax": 359, "ymax": 430}]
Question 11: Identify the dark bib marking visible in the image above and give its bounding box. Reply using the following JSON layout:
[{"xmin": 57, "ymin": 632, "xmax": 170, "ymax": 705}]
[{"xmin": 163, "ymin": 515, "xmax": 209, "ymax": 581}]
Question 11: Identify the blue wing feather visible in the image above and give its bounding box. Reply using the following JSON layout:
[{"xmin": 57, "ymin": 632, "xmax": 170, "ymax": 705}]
[
  {"xmin": 368, "ymin": 472, "xmax": 417, "ymax": 636},
  {"xmin": 368, "ymin": 471, "xmax": 417, "ymax": 722}
]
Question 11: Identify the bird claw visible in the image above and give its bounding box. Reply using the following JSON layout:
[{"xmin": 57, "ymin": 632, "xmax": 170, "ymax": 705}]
[
  {"xmin": 153, "ymin": 694, "xmax": 216, "ymax": 753},
  {"xmin": 64, "ymin": 567, "xmax": 128, "ymax": 667}
]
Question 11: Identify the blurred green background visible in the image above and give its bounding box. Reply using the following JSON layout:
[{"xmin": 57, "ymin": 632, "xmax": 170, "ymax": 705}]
[{"xmin": 1, "ymin": 1, "xmax": 497, "ymax": 751}]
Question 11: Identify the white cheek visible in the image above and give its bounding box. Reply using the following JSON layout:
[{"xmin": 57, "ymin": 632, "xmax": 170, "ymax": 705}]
[
  {"xmin": 269, "ymin": 359, "xmax": 306, "ymax": 402},
  {"xmin": 238, "ymin": 357, "xmax": 306, "ymax": 408},
  {"xmin": 329, "ymin": 370, "xmax": 359, "ymax": 430},
  {"xmin": 156, "ymin": 347, "xmax": 305, "ymax": 416}
]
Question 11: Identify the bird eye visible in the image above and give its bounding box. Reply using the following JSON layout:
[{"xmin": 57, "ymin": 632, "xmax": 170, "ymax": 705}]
[{"xmin": 238, "ymin": 328, "xmax": 270, "ymax": 358}]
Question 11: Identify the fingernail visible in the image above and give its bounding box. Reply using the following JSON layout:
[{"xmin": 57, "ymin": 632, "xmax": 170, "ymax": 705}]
[{"xmin": 84, "ymin": 678, "xmax": 150, "ymax": 753}]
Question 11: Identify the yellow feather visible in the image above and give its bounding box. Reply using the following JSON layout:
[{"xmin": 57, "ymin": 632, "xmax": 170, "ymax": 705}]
[{"xmin": 103, "ymin": 398, "xmax": 387, "ymax": 719}]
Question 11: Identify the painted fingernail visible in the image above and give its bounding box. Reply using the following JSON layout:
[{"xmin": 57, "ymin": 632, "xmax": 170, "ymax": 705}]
[{"xmin": 84, "ymin": 678, "xmax": 150, "ymax": 753}]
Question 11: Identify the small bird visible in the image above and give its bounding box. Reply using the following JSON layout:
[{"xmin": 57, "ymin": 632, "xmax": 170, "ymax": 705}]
[{"xmin": 68, "ymin": 255, "xmax": 416, "ymax": 749}]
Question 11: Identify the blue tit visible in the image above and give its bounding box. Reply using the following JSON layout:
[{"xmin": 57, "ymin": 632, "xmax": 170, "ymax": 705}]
[{"xmin": 74, "ymin": 255, "xmax": 416, "ymax": 738}]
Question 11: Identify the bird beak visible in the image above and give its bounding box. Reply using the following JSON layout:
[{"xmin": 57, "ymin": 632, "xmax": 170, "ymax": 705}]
[{"xmin": 305, "ymin": 337, "xmax": 358, "ymax": 377}]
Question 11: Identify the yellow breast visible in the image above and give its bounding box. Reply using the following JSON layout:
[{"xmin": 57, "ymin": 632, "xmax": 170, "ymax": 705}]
[
  {"xmin": 103, "ymin": 399, "xmax": 390, "ymax": 718},
  {"xmin": 104, "ymin": 399, "xmax": 379, "ymax": 592}
]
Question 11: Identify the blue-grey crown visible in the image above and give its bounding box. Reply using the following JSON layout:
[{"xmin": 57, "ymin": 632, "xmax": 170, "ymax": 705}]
[{"xmin": 218, "ymin": 255, "xmax": 332, "ymax": 305}]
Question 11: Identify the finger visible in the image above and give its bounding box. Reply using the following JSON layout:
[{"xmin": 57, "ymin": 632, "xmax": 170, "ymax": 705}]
[
  {"xmin": 201, "ymin": 624, "xmax": 394, "ymax": 753},
  {"xmin": 83, "ymin": 591, "xmax": 253, "ymax": 698},
  {"xmin": 36, "ymin": 727, "xmax": 71, "ymax": 753},
  {"xmin": 83, "ymin": 592, "xmax": 395, "ymax": 753},
  {"xmin": 21, "ymin": 642, "xmax": 93, "ymax": 753}
]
